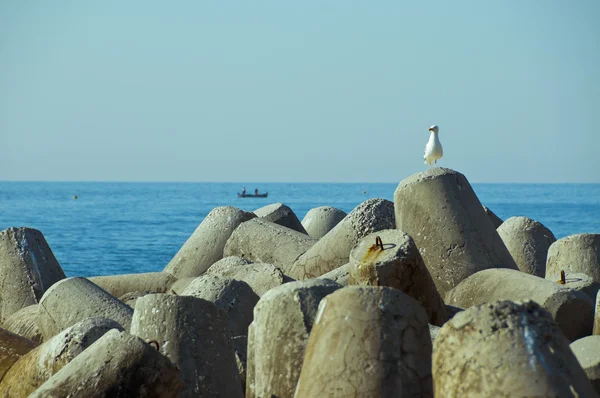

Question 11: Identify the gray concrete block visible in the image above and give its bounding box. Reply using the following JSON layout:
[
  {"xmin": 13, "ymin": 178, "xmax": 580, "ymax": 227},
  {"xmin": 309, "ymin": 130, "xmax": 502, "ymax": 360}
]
[
  {"xmin": 118, "ymin": 290, "xmax": 154, "ymax": 308},
  {"xmin": 29, "ymin": 329, "xmax": 182, "ymax": 398},
  {"xmin": 0, "ymin": 317, "xmax": 122, "ymax": 396},
  {"xmin": 131, "ymin": 294, "xmax": 242, "ymax": 398},
  {"xmin": 445, "ymin": 268, "xmax": 594, "ymax": 341},
  {"xmin": 348, "ymin": 229, "xmax": 448, "ymax": 326},
  {"xmin": 0, "ymin": 227, "xmax": 66, "ymax": 323},
  {"xmin": 301, "ymin": 206, "xmax": 347, "ymax": 239},
  {"xmin": 482, "ymin": 204, "xmax": 503, "ymax": 229},
  {"xmin": 394, "ymin": 168, "xmax": 518, "ymax": 297},
  {"xmin": 289, "ymin": 198, "xmax": 395, "ymax": 280},
  {"xmin": 497, "ymin": 216, "xmax": 556, "ymax": 277},
  {"xmin": 164, "ymin": 206, "xmax": 256, "ymax": 278},
  {"xmin": 88, "ymin": 271, "xmax": 177, "ymax": 298},
  {"xmin": 547, "ymin": 233, "xmax": 600, "ymax": 282},
  {"xmin": 223, "ymin": 218, "xmax": 316, "ymax": 272},
  {"xmin": 294, "ymin": 286, "xmax": 433, "ymax": 397},
  {"xmin": 36, "ymin": 277, "xmax": 133, "ymax": 340},
  {"xmin": 549, "ymin": 272, "xmax": 600, "ymax": 301},
  {"xmin": 205, "ymin": 260, "xmax": 285, "ymax": 297},
  {"xmin": 317, "ymin": 263, "xmax": 350, "ymax": 286},
  {"xmin": 181, "ymin": 275, "xmax": 259, "ymax": 337},
  {"xmin": 2, "ymin": 304, "xmax": 42, "ymax": 344},
  {"xmin": 433, "ymin": 300, "xmax": 596, "ymax": 397},
  {"xmin": 0, "ymin": 328, "xmax": 37, "ymax": 383},
  {"xmin": 571, "ymin": 335, "xmax": 600, "ymax": 395},
  {"xmin": 254, "ymin": 202, "xmax": 307, "ymax": 234},
  {"xmin": 247, "ymin": 279, "xmax": 341, "ymax": 397}
]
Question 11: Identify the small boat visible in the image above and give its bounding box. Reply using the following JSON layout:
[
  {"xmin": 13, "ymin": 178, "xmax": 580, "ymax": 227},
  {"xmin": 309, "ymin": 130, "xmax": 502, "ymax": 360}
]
[{"xmin": 238, "ymin": 192, "xmax": 268, "ymax": 198}]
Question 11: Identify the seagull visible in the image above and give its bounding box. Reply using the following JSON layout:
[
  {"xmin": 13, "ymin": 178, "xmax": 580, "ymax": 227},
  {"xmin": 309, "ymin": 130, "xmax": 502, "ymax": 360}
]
[{"xmin": 424, "ymin": 125, "xmax": 443, "ymax": 167}]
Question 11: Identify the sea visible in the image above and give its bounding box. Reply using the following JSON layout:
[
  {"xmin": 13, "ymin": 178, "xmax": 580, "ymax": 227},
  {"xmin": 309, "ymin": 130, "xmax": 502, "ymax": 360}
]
[{"xmin": 1, "ymin": 182, "xmax": 599, "ymax": 277}]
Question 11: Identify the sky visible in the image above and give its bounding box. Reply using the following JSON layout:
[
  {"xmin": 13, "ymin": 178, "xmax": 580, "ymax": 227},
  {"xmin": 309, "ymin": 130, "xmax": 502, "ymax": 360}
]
[{"xmin": 1, "ymin": 1, "xmax": 599, "ymax": 183}]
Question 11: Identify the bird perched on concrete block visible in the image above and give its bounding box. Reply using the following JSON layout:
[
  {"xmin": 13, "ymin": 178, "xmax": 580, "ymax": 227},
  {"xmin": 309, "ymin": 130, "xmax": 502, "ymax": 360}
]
[{"xmin": 424, "ymin": 125, "xmax": 443, "ymax": 167}]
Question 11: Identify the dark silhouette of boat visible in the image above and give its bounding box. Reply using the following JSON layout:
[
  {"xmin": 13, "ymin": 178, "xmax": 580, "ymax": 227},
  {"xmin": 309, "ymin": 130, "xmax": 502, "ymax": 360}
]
[{"xmin": 238, "ymin": 192, "xmax": 268, "ymax": 198}]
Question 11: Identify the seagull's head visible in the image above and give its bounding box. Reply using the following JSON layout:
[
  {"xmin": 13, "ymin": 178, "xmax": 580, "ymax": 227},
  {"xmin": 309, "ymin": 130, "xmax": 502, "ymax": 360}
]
[{"xmin": 428, "ymin": 125, "xmax": 439, "ymax": 134}]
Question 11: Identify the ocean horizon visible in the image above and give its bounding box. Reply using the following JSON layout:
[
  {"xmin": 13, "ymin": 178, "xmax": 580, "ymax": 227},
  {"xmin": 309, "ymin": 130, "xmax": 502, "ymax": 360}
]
[{"xmin": 2, "ymin": 181, "xmax": 599, "ymax": 277}]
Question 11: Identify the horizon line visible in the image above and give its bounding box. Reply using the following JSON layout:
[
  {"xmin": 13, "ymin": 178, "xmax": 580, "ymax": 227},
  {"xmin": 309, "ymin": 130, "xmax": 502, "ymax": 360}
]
[{"xmin": 1, "ymin": 180, "xmax": 599, "ymax": 185}]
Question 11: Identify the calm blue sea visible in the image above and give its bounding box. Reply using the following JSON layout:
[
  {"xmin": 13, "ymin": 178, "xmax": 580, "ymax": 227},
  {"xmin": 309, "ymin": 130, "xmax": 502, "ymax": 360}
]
[{"xmin": 1, "ymin": 182, "xmax": 599, "ymax": 277}]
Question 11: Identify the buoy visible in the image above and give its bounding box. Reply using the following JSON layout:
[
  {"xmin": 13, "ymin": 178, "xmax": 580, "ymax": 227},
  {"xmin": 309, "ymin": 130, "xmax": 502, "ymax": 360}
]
[{"xmin": 73, "ymin": 195, "xmax": 78, "ymax": 200}]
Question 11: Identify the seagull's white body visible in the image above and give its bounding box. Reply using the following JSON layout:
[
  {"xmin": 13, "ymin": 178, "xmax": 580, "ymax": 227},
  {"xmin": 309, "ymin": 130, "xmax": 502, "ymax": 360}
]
[{"xmin": 424, "ymin": 125, "xmax": 443, "ymax": 167}]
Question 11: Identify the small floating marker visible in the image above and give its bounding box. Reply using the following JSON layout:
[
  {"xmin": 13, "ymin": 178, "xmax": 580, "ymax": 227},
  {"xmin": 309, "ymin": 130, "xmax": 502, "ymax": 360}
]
[
  {"xmin": 73, "ymin": 195, "xmax": 78, "ymax": 200},
  {"xmin": 362, "ymin": 190, "xmax": 367, "ymax": 194}
]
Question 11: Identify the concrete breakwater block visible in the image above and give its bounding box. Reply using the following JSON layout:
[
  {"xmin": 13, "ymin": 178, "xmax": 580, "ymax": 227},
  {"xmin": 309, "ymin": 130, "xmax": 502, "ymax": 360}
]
[
  {"xmin": 547, "ymin": 233, "xmax": 600, "ymax": 282},
  {"xmin": 289, "ymin": 198, "xmax": 395, "ymax": 280},
  {"xmin": 547, "ymin": 272, "xmax": 600, "ymax": 301},
  {"xmin": 301, "ymin": 206, "xmax": 347, "ymax": 239},
  {"xmin": 131, "ymin": 294, "xmax": 242, "ymax": 398},
  {"xmin": 180, "ymin": 274, "xmax": 259, "ymax": 337},
  {"xmin": 223, "ymin": 219, "xmax": 316, "ymax": 272},
  {"xmin": 88, "ymin": 271, "xmax": 177, "ymax": 298},
  {"xmin": 29, "ymin": 329, "xmax": 182, "ymax": 397},
  {"xmin": 482, "ymin": 204, "xmax": 503, "ymax": 228},
  {"xmin": 294, "ymin": 286, "xmax": 433, "ymax": 397},
  {"xmin": 433, "ymin": 300, "xmax": 596, "ymax": 397},
  {"xmin": 36, "ymin": 277, "xmax": 134, "ymax": 340},
  {"xmin": 246, "ymin": 279, "xmax": 340, "ymax": 398},
  {"xmin": 2, "ymin": 304, "xmax": 43, "ymax": 344},
  {"xmin": 394, "ymin": 168, "xmax": 518, "ymax": 297},
  {"xmin": 348, "ymin": 229, "xmax": 448, "ymax": 326},
  {"xmin": 497, "ymin": 216, "xmax": 556, "ymax": 277},
  {"xmin": 164, "ymin": 206, "xmax": 256, "ymax": 278},
  {"xmin": 0, "ymin": 227, "xmax": 66, "ymax": 323},
  {"xmin": 205, "ymin": 260, "xmax": 285, "ymax": 297},
  {"xmin": 0, "ymin": 328, "xmax": 37, "ymax": 383},
  {"xmin": 571, "ymin": 335, "xmax": 600, "ymax": 394},
  {"xmin": 254, "ymin": 202, "xmax": 308, "ymax": 234},
  {"xmin": 445, "ymin": 268, "xmax": 594, "ymax": 341},
  {"xmin": 0, "ymin": 317, "xmax": 123, "ymax": 396},
  {"xmin": 317, "ymin": 262, "xmax": 351, "ymax": 286}
]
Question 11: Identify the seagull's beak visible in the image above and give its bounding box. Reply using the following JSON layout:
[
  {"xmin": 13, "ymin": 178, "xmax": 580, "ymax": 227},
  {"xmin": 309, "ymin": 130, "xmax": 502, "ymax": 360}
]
[{"xmin": 428, "ymin": 128, "xmax": 433, "ymax": 132}]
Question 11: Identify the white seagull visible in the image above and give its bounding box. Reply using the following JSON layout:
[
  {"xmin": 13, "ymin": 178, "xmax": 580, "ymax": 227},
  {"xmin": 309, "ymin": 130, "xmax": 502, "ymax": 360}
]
[{"xmin": 424, "ymin": 125, "xmax": 443, "ymax": 167}]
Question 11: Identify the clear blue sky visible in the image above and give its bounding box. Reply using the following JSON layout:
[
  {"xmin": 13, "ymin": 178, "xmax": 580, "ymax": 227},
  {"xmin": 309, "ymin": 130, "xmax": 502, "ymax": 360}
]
[{"xmin": 1, "ymin": 1, "xmax": 598, "ymax": 183}]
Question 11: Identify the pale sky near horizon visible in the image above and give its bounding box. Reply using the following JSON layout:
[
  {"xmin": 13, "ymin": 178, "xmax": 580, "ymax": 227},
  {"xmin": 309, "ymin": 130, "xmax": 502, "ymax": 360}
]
[{"xmin": 1, "ymin": 1, "xmax": 599, "ymax": 183}]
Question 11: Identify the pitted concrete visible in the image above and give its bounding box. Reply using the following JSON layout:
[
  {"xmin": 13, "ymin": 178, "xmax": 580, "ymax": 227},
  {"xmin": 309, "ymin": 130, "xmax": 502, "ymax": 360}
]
[
  {"xmin": 2, "ymin": 304, "xmax": 43, "ymax": 344},
  {"xmin": 164, "ymin": 206, "xmax": 256, "ymax": 278},
  {"xmin": 301, "ymin": 206, "xmax": 347, "ymax": 239},
  {"xmin": 131, "ymin": 294, "xmax": 242, "ymax": 398},
  {"xmin": 294, "ymin": 286, "xmax": 433, "ymax": 397},
  {"xmin": 547, "ymin": 233, "xmax": 600, "ymax": 282},
  {"xmin": 394, "ymin": 168, "xmax": 518, "ymax": 297},
  {"xmin": 571, "ymin": 335, "xmax": 600, "ymax": 395},
  {"xmin": 254, "ymin": 202, "xmax": 308, "ymax": 234},
  {"xmin": 247, "ymin": 279, "xmax": 341, "ymax": 397},
  {"xmin": 223, "ymin": 218, "xmax": 316, "ymax": 272},
  {"xmin": 29, "ymin": 329, "xmax": 182, "ymax": 397},
  {"xmin": 498, "ymin": 216, "xmax": 556, "ymax": 277},
  {"xmin": 0, "ymin": 227, "xmax": 66, "ymax": 323},
  {"xmin": 433, "ymin": 300, "xmax": 596, "ymax": 397},
  {"xmin": 0, "ymin": 317, "xmax": 122, "ymax": 396},
  {"xmin": 181, "ymin": 275, "xmax": 259, "ymax": 337},
  {"xmin": 36, "ymin": 277, "xmax": 133, "ymax": 340},
  {"xmin": 289, "ymin": 198, "xmax": 395, "ymax": 280},
  {"xmin": 88, "ymin": 271, "xmax": 177, "ymax": 298},
  {"xmin": 445, "ymin": 268, "xmax": 594, "ymax": 341},
  {"xmin": 205, "ymin": 260, "xmax": 285, "ymax": 297},
  {"xmin": 348, "ymin": 229, "xmax": 448, "ymax": 326},
  {"xmin": 0, "ymin": 328, "xmax": 37, "ymax": 383}
]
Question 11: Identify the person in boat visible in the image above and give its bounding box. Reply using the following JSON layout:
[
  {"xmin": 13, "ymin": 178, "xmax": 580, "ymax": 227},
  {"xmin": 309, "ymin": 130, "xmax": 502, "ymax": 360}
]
[
  {"xmin": 255, "ymin": 188, "xmax": 259, "ymax": 195},
  {"xmin": 242, "ymin": 187, "xmax": 246, "ymax": 196}
]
